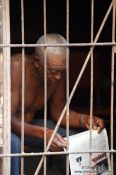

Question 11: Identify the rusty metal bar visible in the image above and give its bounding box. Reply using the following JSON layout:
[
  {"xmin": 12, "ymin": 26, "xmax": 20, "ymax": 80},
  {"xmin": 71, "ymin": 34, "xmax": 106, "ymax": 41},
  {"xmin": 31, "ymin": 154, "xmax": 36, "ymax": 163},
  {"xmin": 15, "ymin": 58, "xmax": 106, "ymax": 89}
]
[
  {"xmin": 21, "ymin": 0, "xmax": 25, "ymax": 174},
  {"xmin": 88, "ymin": 0, "xmax": 94, "ymax": 167},
  {"xmin": 0, "ymin": 1, "xmax": 3, "ymax": 146},
  {"xmin": 66, "ymin": 0, "xmax": 70, "ymax": 174},
  {"xmin": 2, "ymin": 0, "xmax": 11, "ymax": 174},
  {"xmin": 110, "ymin": 0, "xmax": 116, "ymax": 174},
  {"xmin": 0, "ymin": 149, "xmax": 116, "ymax": 158},
  {"xmin": 43, "ymin": 0, "xmax": 47, "ymax": 175},
  {"xmin": 1, "ymin": 42, "xmax": 116, "ymax": 47}
]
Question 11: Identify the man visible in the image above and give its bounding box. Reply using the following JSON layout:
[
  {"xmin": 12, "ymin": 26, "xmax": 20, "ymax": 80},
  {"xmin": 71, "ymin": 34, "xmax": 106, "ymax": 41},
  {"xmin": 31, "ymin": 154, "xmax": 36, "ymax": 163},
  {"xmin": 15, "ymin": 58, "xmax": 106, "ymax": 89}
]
[{"xmin": 11, "ymin": 34, "xmax": 104, "ymax": 175}]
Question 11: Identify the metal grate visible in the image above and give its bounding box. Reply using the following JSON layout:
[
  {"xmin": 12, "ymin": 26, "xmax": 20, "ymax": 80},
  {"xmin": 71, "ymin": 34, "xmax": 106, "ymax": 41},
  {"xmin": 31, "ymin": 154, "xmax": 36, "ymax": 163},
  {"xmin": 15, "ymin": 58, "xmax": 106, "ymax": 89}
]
[{"xmin": 0, "ymin": 0, "xmax": 116, "ymax": 175}]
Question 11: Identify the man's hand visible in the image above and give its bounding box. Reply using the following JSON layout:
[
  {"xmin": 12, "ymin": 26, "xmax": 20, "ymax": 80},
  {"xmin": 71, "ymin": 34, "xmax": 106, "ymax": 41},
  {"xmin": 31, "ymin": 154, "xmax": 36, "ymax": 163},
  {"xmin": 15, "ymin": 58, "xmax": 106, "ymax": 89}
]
[
  {"xmin": 46, "ymin": 129, "xmax": 67, "ymax": 151},
  {"xmin": 80, "ymin": 114, "xmax": 105, "ymax": 133}
]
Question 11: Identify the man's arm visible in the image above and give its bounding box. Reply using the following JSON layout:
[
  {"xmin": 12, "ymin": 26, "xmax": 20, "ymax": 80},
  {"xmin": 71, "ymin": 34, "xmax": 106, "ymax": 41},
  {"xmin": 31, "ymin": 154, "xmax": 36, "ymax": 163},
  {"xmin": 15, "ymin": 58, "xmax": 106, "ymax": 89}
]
[
  {"xmin": 50, "ymin": 74, "xmax": 104, "ymax": 132},
  {"xmin": 11, "ymin": 54, "xmax": 44, "ymax": 138}
]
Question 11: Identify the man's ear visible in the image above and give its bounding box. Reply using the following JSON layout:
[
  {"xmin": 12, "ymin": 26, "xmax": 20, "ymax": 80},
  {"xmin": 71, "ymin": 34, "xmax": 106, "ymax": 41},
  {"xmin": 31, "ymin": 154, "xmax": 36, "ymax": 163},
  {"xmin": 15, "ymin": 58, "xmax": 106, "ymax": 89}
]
[
  {"xmin": 34, "ymin": 56, "xmax": 41, "ymax": 68},
  {"xmin": 34, "ymin": 60, "xmax": 40, "ymax": 68}
]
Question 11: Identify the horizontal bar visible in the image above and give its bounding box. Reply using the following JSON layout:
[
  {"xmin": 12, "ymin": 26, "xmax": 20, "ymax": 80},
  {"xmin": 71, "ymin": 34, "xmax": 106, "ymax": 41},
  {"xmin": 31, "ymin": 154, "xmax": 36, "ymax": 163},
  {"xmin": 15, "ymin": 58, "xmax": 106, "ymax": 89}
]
[
  {"xmin": 0, "ymin": 42, "xmax": 116, "ymax": 47},
  {"xmin": 0, "ymin": 150, "xmax": 116, "ymax": 158}
]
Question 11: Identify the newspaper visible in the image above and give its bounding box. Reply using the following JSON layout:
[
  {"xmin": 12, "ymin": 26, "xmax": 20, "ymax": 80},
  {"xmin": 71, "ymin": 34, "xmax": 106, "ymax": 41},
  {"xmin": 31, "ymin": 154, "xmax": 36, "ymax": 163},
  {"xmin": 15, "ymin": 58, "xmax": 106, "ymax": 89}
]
[{"xmin": 68, "ymin": 129, "xmax": 111, "ymax": 175}]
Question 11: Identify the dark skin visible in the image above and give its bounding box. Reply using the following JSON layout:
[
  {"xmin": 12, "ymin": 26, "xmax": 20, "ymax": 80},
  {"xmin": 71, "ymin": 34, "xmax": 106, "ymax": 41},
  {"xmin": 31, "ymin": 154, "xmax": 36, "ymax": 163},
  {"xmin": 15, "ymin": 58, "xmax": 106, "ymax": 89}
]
[{"xmin": 11, "ymin": 53, "xmax": 105, "ymax": 151}]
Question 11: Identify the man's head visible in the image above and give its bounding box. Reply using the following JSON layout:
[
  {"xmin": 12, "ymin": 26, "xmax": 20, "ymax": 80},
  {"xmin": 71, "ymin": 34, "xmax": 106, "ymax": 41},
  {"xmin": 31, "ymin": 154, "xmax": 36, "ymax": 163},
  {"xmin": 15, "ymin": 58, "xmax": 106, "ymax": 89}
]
[{"xmin": 35, "ymin": 34, "xmax": 67, "ymax": 80}]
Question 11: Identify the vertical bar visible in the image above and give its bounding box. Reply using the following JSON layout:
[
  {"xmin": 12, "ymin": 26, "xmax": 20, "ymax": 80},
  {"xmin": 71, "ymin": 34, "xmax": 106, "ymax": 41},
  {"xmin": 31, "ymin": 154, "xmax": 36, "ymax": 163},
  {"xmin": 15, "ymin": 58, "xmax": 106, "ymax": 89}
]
[
  {"xmin": 66, "ymin": 0, "xmax": 70, "ymax": 174},
  {"xmin": 89, "ymin": 0, "xmax": 94, "ymax": 166},
  {"xmin": 21, "ymin": 0, "xmax": 25, "ymax": 174},
  {"xmin": 111, "ymin": 43, "xmax": 115, "ymax": 175},
  {"xmin": 110, "ymin": 0, "xmax": 116, "ymax": 174},
  {"xmin": 0, "ymin": 0, "xmax": 3, "ymax": 144},
  {"xmin": 43, "ymin": 0, "xmax": 47, "ymax": 174},
  {"xmin": 90, "ymin": 0, "xmax": 94, "ymax": 126},
  {"xmin": 0, "ymin": 2, "xmax": 3, "ymax": 174},
  {"xmin": 2, "ymin": 0, "xmax": 11, "ymax": 174}
]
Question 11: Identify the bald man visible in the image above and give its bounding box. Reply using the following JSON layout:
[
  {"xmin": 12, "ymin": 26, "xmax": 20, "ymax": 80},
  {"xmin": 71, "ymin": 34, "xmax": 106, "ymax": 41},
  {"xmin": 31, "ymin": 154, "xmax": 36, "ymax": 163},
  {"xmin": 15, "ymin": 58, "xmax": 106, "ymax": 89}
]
[{"xmin": 11, "ymin": 34, "xmax": 104, "ymax": 175}]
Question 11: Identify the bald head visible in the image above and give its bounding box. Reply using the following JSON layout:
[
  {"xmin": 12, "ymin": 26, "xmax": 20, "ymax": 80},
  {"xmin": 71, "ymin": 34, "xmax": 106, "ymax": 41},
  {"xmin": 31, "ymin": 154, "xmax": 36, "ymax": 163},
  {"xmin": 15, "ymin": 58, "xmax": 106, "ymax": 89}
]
[{"xmin": 35, "ymin": 34, "xmax": 67, "ymax": 65}]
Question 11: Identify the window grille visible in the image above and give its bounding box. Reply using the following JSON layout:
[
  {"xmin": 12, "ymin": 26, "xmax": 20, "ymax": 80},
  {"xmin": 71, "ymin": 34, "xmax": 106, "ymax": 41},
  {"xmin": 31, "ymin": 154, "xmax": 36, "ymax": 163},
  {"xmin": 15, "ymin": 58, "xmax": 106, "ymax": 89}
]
[{"xmin": 0, "ymin": 0, "xmax": 116, "ymax": 175}]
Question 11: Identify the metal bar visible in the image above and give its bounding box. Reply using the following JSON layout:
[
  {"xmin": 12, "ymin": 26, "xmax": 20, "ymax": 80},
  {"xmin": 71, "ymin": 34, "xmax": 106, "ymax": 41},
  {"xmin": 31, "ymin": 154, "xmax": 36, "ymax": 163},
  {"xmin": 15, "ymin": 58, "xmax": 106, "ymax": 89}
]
[
  {"xmin": 21, "ymin": 0, "xmax": 25, "ymax": 174},
  {"xmin": 2, "ymin": 0, "xmax": 11, "ymax": 174},
  {"xmin": 88, "ymin": 0, "xmax": 94, "ymax": 167},
  {"xmin": 0, "ymin": 1, "xmax": 3, "ymax": 150},
  {"xmin": 43, "ymin": 0, "xmax": 47, "ymax": 175},
  {"xmin": 0, "ymin": 149, "xmax": 116, "ymax": 158},
  {"xmin": 1, "ymin": 42, "xmax": 116, "ymax": 47},
  {"xmin": 34, "ymin": 0, "xmax": 48, "ymax": 174},
  {"xmin": 66, "ymin": 0, "xmax": 70, "ymax": 174},
  {"xmin": 111, "ymin": 43, "xmax": 115, "ymax": 175},
  {"xmin": 110, "ymin": 0, "xmax": 116, "ymax": 174}
]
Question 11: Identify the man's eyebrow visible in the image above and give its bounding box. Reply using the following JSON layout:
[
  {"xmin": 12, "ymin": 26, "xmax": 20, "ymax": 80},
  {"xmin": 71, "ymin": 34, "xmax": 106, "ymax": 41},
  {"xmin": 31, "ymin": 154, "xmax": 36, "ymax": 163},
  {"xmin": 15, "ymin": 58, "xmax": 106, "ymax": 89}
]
[{"xmin": 48, "ymin": 66, "xmax": 66, "ymax": 71}]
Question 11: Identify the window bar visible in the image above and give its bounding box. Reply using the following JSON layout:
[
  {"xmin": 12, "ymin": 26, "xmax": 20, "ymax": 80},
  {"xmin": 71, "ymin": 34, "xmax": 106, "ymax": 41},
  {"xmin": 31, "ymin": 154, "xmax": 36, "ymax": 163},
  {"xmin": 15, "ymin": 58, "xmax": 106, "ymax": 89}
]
[
  {"xmin": 89, "ymin": 0, "xmax": 94, "ymax": 166},
  {"xmin": 111, "ymin": 39, "xmax": 115, "ymax": 175},
  {"xmin": 21, "ymin": 0, "xmax": 25, "ymax": 174},
  {"xmin": 2, "ymin": 0, "xmax": 11, "ymax": 174},
  {"xmin": 1, "ymin": 42, "xmax": 116, "ymax": 48},
  {"xmin": 34, "ymin": 3, "xmax": 113, "ymax": 173},
  {"xmin": 1, "ymin": 149, "xmax": 116, "ymax": 159},
  {"xmin": 0, "ymin": 0, "xmax": 3, "ymax": 146},
  {"xmin": 34, "ymin": 0, "xmax": 48, "ymax": 174},
  {"xmin": 0, "ymin": 1, "xmax": 3, "ymax": 172},
  {"xmin": 90, "ymin": 0, "xmax": 94, "ymax": 133},
  {"xmin": 66, "ymin": 0, "xmax": 70, "ymax": 174},
  {"xmin": 110, "ymin": 0, "xmax": 116, "ymax": 174},
  {"xmin": 43, "ymin": 0, "xmax": 47, "ymax": 174}
]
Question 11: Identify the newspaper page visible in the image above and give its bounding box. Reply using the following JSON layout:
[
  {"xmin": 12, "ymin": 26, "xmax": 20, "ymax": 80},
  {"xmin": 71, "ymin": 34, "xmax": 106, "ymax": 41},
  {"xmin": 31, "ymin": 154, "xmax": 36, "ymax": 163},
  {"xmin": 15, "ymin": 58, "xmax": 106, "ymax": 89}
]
[{"xmin": 68, "ymin": 129, "xmax": 111, "ymax": 175}]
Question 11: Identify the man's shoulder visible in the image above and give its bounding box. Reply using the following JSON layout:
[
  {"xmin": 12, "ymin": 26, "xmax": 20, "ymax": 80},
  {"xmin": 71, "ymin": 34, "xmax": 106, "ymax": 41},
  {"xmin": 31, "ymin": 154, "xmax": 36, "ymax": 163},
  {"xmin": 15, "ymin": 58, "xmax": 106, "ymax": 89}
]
[
  {"xmin": 11, "ymin": 53, "xmax": 32, "ymax": 64},
  {"xmin": 11, "ymin": 53, "xmax": 32, "ymax": 60}
]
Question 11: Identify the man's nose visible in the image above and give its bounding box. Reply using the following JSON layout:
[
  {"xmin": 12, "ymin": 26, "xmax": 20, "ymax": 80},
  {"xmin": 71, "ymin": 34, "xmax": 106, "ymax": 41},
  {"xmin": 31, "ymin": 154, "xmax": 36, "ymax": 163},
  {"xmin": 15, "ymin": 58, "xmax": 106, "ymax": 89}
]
[{"xmin": 54, "ymin": 73, "xmax": 61, "ymax": 80}]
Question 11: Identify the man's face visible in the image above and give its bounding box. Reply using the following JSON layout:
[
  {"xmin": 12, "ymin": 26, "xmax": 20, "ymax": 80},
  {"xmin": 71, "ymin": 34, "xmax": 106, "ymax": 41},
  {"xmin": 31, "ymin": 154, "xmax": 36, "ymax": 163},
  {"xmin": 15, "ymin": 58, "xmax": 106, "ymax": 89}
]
[{"xmin": 39, "ymin": 54, "xmax": 66, "ymax": 81}]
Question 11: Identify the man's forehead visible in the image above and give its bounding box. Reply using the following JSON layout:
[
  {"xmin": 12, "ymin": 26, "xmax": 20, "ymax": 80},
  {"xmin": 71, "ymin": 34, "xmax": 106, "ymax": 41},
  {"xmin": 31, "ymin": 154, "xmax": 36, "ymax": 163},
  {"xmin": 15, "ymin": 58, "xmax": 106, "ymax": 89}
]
[
  {"xmin": 47, "ymin": 56, "xmax": 66, "ymax": 69},
  {"xmin": 47, "ymin": 62, "xmax": 66, "ymax": 70}
]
